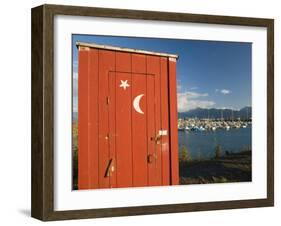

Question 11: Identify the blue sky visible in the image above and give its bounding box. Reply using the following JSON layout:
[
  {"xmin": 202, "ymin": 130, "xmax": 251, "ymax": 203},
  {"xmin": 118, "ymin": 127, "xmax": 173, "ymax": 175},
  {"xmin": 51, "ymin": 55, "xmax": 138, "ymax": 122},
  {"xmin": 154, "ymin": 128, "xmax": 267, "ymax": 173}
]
[{"xmin": 72, "ymin": 34, "xmax": 252, "ymax": 112}]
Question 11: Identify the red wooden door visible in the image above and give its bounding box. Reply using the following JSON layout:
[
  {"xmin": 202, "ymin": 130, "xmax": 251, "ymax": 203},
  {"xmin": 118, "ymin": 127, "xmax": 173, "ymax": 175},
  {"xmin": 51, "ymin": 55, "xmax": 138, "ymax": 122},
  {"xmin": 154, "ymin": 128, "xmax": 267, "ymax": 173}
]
[{"xmin": 109, "ymin": 71, "xmax": 161, "ymax": 187}]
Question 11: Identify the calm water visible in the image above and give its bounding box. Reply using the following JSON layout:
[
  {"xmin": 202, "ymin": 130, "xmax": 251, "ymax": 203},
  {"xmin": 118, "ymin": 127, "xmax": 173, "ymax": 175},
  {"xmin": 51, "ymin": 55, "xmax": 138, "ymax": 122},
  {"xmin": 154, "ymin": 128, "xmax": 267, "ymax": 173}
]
[{"xmin": 178, "ymin": 127, "xmax": 252, "ymax": 160}]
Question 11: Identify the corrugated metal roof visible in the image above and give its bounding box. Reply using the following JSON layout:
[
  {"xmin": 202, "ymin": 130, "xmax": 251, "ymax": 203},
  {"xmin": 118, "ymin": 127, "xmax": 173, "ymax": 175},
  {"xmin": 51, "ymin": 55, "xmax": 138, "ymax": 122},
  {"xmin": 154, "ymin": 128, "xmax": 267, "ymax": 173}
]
[{"xmin": 76, "ymin": 42, "xmax": 178, "ymax": 59}]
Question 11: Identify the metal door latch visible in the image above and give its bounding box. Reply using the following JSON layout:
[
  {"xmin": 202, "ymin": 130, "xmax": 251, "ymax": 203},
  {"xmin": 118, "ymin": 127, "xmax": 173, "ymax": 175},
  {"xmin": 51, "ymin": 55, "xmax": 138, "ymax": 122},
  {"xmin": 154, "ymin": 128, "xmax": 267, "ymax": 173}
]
[{"xmin": 151, "ymin": 135, "xmax": 161, "ymax": 144}]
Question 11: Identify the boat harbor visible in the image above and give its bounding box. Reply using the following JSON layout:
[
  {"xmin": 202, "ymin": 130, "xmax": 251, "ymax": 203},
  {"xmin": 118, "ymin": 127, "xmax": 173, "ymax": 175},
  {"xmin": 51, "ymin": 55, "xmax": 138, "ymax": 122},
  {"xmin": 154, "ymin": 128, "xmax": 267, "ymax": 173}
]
[{"xmin": 178, "ymin": 118, "xmax": 251, "ymax": 132}]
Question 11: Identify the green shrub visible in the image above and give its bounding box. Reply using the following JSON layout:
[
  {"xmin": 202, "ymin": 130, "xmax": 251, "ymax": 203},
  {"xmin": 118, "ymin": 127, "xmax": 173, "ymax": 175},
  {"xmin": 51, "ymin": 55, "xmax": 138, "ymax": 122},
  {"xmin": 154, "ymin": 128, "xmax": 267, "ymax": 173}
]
[
  {"xmin": 179, "ymin": 145, "xmax": 192, "ymax": 162},
  {"xmin": 72, "ymin": 122, "xmax": 78, "ymax": 189}
]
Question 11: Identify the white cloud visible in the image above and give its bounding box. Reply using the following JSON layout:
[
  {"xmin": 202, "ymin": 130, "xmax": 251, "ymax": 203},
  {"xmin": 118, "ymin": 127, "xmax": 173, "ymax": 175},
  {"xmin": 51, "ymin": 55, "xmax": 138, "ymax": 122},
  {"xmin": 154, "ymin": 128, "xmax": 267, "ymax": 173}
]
[
  {"xmin": 179, "ymin": 91, "xmax": 208, "ymax": 99},
  {"xmin": 215, "ymin": 89, "xmax": 231, "ymax": 95},
  {"xmin": 177, "ymin": 91, "xmax": 215, "ymax": 112},
  {"xmin": 189, "ymin": 86, "xmax": 198, "ymax": 90},
  {"xmin": 73, "ymin": 76, "xmax": 78, "ymax": 97},
  {"xmin": 73, "ymin": 96, "xmax": 78, "ymax": 112},
  {"xmin": 73, "ymin": 72, "xmax": 78, "ymax": 112},
  {"xmin": 73, "ymin": 60, "xmax": 78, "ymax": 71},
  {"xmin": 176, "ymin": 79, "xmax": 182, "ymax": 91},
  {"xmin": 220, "ymin": 89, "xmax": 231, "ymax": 95},
  {"xmin": 73, "ymin": 72, "xmax": 78, "ymax": 80}
]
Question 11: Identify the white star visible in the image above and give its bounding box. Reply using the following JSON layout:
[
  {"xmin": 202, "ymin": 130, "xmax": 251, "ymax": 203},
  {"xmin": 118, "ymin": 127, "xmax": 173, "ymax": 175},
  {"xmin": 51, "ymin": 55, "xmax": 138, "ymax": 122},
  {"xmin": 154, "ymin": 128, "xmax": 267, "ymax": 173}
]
[{"xmin": 119, "ymin": 80, "xmax": 130, "ymax": 90}]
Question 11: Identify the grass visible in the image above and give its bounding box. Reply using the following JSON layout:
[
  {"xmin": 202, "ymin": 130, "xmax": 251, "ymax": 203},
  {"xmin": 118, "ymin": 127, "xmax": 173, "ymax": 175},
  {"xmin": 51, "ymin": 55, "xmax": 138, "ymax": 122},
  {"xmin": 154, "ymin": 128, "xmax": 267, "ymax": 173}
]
[
  {"xmin": 72, "ymin": 122, "xmax": 78, "ymax": 190},
  {"xmin": 179, "ymin": 150, "xmax": 252, "ymax": 185}
]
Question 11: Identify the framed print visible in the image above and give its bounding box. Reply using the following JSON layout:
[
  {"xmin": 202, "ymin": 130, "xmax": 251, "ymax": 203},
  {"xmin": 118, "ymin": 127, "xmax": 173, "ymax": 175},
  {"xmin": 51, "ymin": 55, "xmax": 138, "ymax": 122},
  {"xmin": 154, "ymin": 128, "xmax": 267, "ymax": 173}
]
[{"xmin": 31, "ymin": 4, "xmax": 274, "ymax": 221}]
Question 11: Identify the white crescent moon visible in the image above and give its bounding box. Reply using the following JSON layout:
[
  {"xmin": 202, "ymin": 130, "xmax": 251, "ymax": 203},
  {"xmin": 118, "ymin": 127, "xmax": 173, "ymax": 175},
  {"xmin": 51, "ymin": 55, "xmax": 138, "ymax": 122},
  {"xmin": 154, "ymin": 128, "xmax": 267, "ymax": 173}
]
[{"xmin": 133, "ymin": 94, "xmax": 144, "ymax": 114}]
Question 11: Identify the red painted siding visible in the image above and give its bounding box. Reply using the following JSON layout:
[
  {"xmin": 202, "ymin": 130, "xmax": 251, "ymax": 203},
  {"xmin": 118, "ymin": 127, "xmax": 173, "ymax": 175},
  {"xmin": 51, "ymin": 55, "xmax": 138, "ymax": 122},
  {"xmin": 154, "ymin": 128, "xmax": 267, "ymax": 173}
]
[
  {"xmin": 132, "ymin": 73, "xmax": 148, "ymax": 187},
  {"xmin": 78, "ymin": 49, "xmax": 89, "ymax": 189},
  {"xmin": 88, "ymin": 49, "xmax": 99, "ymax": 188},
  {"xmin": 160, "ymin": 57, "xmax": 170, "ymax": 185},
  {"xmin": 146, "ymin": 55, "xmax": 162, "ymax": 186},
  {"xmin": 77, "ymin": 47, "xmax": 179, "ymax": 189},
  {"xmin": 115, "ymin": 72, "xmax": 133, "ymax": 187},
  {"xmin": 168, "ymin": 58, "xmax": 179, "ymax": 185}
]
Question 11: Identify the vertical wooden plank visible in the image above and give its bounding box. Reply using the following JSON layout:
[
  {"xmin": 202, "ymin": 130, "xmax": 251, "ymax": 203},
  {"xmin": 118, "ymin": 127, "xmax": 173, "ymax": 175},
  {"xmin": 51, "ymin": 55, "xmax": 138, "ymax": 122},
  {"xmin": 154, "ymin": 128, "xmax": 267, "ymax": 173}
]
[
  {"xmin": 116, "ymin": 52, "xmax": 131, "ymax": 72},
  {"xmin": 131, "ymin": 54, "xmax": 147, "ymax": 187},
  {"xmin": 108, "ymin": 72, "xmax": 117, "ymax": 188},
  {"xmin": 147, "ymin": 56, "xmax": 162, "ymax": 186},
  {"xmin": 78, "ymin": 49, "xmax": 89, "ymax": 189},
  {"xmin": 88, "ymin": 49, "xmax": 99, "ymax": 189},
  {"xmin": 168, "ymin": 58, "xmax": 179, "ymax": 185},
  {"xmin": 154, "ymin": 57, "xmax": 162, "ymax": 186},
  {"xmin": 115, "ymin": 71, "xmax": 133, "ymax": 187},
  {"xmin": 146, "ymin": 74, "xmax": 156, "ymax": 186},
  {"xmin": 132, "ymin": 54, "xmax": 146, "ymax": 74},
  {"xmin": 98, "ymin": 50, "xmax": 115, "ymax": 188},
  {"xmin": 115, "ymin": 52, "xmax": 132, "ymax": 187},
  {"xmin": 160, "ymin": 57, "xmax": 170, "ymax": 185},
  {"xmin": 132, "ymin": 73, "xmax": 147, "ymax": 187}
]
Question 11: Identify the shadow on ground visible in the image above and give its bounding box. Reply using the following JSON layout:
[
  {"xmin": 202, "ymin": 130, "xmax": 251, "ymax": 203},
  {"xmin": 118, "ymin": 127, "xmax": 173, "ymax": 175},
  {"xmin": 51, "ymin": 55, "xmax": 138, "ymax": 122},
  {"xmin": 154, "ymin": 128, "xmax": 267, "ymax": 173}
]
[{"xmin": 18, "ymin": 209, "xmax": 30, "ymax": 217}]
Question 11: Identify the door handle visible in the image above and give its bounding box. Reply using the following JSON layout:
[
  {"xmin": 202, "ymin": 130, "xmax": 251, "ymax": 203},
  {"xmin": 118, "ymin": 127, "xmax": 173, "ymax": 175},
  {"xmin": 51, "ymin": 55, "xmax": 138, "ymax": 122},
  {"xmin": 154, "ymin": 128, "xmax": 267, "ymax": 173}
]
[
  {"xmin": 151, "ymin": 135, "xmax": 161, "ymax": 144},
  {"xmin": 150, "ymin": 130, "xmax": 168, "ymax": 144},
  {"xmin": 104, "ymin": 159, "xmax": 115, "ymax": 177}
]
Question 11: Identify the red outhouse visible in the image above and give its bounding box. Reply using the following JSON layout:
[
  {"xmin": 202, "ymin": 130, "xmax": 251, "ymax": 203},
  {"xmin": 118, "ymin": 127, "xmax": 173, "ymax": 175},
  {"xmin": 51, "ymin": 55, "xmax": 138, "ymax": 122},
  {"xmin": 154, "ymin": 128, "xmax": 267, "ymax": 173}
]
[{"xmin": 77, "ymin": 42, "xmax": 179, "ymax": 189}]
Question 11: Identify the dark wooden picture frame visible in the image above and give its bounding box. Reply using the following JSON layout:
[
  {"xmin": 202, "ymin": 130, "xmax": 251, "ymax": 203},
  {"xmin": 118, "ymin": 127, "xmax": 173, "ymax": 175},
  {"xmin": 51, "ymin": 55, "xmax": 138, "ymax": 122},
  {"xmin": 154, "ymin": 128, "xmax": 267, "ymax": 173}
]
[{"xmin": 31, "ymin": 4, "xmax": 274, "ymax": 221}]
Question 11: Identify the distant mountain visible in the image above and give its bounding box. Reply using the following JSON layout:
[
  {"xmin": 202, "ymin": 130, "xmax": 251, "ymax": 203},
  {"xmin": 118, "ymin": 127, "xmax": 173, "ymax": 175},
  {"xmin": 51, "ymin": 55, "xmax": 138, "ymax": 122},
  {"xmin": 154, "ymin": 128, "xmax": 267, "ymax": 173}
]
[
  {"xmin": 73, "ymin": 107, "xmax": 252, "ymax": 121},
  {"xmin": 178, "ymin": 107, "xmax": 252, "ymax": 120}
]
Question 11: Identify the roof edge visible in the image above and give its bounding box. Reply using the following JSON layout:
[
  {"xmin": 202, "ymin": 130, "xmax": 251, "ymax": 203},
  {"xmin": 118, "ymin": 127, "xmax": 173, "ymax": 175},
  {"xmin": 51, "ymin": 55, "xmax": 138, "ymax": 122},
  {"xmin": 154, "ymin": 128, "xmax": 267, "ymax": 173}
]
[{"xmin": 76, "ymin": 41, "xmax": 178, "ymax": 59}]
